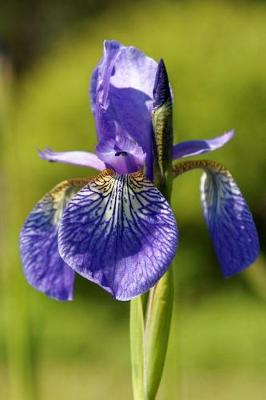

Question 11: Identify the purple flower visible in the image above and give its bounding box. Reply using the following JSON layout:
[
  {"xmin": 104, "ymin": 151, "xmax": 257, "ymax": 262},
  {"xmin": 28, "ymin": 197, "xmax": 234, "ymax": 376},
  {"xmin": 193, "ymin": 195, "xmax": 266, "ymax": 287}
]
[{"xmin": 20, "ymin": 40, "xmax": 259, "ymax": 301}]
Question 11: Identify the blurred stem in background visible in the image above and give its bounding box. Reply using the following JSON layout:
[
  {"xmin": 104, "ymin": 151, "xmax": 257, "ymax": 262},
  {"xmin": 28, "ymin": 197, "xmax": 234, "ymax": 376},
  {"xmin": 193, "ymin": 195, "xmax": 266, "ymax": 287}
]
[{"xmin": 0, "ymin": 46, "xmax": 37, "ymax": 400}]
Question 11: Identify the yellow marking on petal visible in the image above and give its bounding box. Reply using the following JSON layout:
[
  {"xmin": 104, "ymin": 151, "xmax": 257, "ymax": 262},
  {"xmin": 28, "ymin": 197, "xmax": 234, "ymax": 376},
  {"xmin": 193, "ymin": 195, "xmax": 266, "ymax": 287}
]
[
  {"xmin": 43, "ymin": 177, "xmax": 92, "ymax": 224},
  {"xmin": 57, "ymin": 167, "xmax": 178, "ymax": 300},
  {"xmin": 172, "ymin": 159, "xmax": 229, "ymax": 177}
]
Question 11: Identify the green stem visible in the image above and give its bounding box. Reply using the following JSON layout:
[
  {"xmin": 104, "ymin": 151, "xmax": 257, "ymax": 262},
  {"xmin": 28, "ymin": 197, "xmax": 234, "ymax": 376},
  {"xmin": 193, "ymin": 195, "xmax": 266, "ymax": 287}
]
[
  {"xmin": 130, "ymin": 59, "xmax": 175, "ymax": 400},
  {"xmin": 129, "ymin": 254, "xmax": 175, "ymax": 400},
  {"xmin": 130, "ymin": 297, "xmax": 145, "ymax": 400},
  {"xmin": 144, "ymin": 267, "xmax": 174, "ymax": 399}
]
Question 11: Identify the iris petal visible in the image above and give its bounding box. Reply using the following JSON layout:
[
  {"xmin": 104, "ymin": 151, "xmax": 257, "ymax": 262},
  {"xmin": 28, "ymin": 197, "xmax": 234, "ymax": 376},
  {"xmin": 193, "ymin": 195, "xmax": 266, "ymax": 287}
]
[
  {"xmin": 172, "ymin": 130, "xmax": 234, "ymax": 160},
  {"xmin": 58, "ymin": 169, "xmax": 178, "ymax": 301},
  {"xmin": 200, "ymin": 163, "xmax": 259, "ymax": 276},
  {"xmin": 90, "ymin": 40, "xmax": 122, "ymax": 142},
  {"xmin": 90, "ymin": 40, "xmax": 159, "ymax": 177},
  {"xmin": 90, "ymin": 40, "xmax": 122, "ymax": 117},
  {"xmin": 20, "ymin": 181, "xmax": 80, "ymax": 300},
  {"xmin": 39, "ymin": 148, "xmax": 106, "ymax": 170}
]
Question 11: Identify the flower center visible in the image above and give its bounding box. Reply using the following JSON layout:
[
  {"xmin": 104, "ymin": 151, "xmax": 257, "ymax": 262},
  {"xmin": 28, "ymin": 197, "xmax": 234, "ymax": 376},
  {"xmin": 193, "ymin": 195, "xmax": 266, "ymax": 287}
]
[
  {"xmin": 96, "ymin": 135, "xmax": 146, "ymax": 174},
  {"xmin": 115, "ymin": 151, "xmax": 128, "ymax": 157}
]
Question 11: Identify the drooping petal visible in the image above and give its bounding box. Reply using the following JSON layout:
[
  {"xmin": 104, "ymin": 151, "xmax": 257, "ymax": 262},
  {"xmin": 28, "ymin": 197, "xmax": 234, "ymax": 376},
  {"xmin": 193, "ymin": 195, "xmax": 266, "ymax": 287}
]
[
  {"xmin": 172, "ymin": 130, "xmax": 234, "ymax": 160},
  {"xmin": 38, "ymin": 148, "xmax": 106, "ymax": 170},
  {"xmin": 173, "ymin": 159, "xmax": 260, "ymax": 276},
  {"xmin": 90, "ymin": 40, "xmax": 159, "ymax": 177},
  {"xmin": 200, "ymin": 162, "xmax": 260, "ymax": 276},
  {"xmin": 20, "ymin": 179, "xmax": 88, "ymax": 300},
  {"xmin": 58, "ymin": 169, "xmax": 178, "ymax": 301}
]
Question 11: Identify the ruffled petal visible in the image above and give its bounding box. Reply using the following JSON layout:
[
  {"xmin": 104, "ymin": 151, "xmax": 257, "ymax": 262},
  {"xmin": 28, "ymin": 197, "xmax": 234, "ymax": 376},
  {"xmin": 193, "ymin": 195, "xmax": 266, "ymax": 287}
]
[
  {"xmin": 20, "ymin": 180, "xmax": 80, "ymax": 300},
  {"xmin": 200, "ymin": 163, "xmax": 260, "ymax": 276},
  {"xmin": 58, "ymin": 169, "xmax": 178, "ymax": 301},
  {"xmin": 38, "ymin": 148, "xmax": 106, "ymax": 170},
  {"xmin": 172, "ymin": 130, "xmax": 234, "ymax": 160},
  {"xmin": 90, "ymin": 40, "xmax": 158, "ymax": 174},
  {"xmin": 90, "ymin": 40, "xmax": 122, "ymax": 117}
]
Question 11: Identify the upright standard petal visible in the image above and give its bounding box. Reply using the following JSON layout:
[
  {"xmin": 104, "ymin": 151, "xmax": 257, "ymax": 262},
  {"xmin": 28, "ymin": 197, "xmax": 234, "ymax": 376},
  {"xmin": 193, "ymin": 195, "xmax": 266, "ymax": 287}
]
[
  {"xmin": 20, "ymin": 180, "xmax": 87, "ymax": 300},
  {"xmin": 90, "ymin": 40, "xmax": 159, "ymax": 175},
  {"xmin": 58, "ymin": 169, "xmax": 178, "ymax": 301},
  {"xmin": 39, "ymin": 148, "xmax": 106, "ymax": 170},
  {"xmin": 172, "ymin": 130, "xmax": 234, "ymax": 160},
  {"xmin": 90, "ymin": 40, "xmax": 122, "ymax": 117}
]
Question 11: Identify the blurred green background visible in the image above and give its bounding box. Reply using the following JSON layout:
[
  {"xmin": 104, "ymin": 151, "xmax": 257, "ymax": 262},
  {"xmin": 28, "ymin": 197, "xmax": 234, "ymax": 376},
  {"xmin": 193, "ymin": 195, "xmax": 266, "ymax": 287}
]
[{"xmin": 1, "ymin": 0, "xmax": 266, "ymax": 399}]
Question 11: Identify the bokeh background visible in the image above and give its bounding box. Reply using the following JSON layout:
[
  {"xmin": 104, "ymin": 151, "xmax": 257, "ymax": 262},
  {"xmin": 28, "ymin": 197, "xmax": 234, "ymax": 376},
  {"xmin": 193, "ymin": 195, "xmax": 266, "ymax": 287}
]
[{"xmin": 0, "ymin": 0, "xmax": 266, "ymax": 399}]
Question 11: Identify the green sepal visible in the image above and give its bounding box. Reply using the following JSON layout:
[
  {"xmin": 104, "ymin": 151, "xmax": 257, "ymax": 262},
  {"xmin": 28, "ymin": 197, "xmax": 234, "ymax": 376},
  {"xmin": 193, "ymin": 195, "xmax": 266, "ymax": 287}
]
[{"xmin": 152, "ymin": 59, "xmax": 173, "ymax": 197}]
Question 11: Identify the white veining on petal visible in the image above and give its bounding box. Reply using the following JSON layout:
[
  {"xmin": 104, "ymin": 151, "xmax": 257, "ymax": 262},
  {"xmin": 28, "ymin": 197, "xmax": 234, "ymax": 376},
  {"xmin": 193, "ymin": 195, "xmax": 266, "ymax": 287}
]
[{"xmin": 58, "ymin": 170, "xmax": 178, "ymax": 300}]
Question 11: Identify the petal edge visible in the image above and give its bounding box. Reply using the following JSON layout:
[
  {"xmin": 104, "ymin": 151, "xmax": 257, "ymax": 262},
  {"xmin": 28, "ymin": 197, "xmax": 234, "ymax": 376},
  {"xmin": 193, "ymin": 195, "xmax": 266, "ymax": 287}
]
[
  {"xmin": 58, "ymin": 170, "xmax": 178, "ymax": 300},
  {"xmin": 20, "ymin": 180, "xmax": 79, "ymax": 300},
  {"xmin": 38, "ymin": 148, "xmax": 106, "ymax": 170},
  {"xmin": 173, "ymin": 130, "xmax": 234, "ymax": 160},
  {"xmin": 200, "ymin": 166, "xmax": 260, "ymax": 276}
]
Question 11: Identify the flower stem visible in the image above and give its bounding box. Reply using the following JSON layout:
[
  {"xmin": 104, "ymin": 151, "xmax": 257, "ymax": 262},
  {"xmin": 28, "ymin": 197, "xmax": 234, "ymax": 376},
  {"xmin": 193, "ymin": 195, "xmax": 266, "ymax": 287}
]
[
  {"xmin": 130, "ymin": 58, "xmax": 175, "ymax": 399},
  {"xmin": 130, "ymin": 297, "xmax": 145, "ymax": 400},
  {"xmin": 144, "ymin": 266, "xmax": 174, "ymax": 399}
]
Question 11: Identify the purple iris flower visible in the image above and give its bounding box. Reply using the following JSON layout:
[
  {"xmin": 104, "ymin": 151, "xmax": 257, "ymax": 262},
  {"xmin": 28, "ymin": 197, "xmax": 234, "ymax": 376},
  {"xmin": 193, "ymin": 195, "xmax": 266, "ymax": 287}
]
[{"xmin": 20, "ymin": 40, "xmax": 259, "ymax": 301}]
